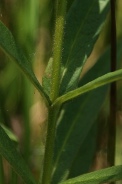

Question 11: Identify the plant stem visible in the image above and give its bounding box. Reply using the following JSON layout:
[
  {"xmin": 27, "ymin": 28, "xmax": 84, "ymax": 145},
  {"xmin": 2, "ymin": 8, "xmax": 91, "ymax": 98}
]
[
  {"xmin": 50, "ymin": 0, "xmax": 67, "ymax": 102},
  {"xmin": 107, "ymin": 0, "xmax": 117, "ymax": 175},
  {"xmin": 40, "ymin": 1, "xmax": 67, "ymax": 184},
  {"xmin": 40, "ymin": 105, "xmax": 60, "ymax": 184}
]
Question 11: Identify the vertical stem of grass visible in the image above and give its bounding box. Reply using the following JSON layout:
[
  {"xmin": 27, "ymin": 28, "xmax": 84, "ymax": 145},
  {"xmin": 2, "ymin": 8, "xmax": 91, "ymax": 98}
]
[
  {"xmin": 108, "ymin": 0, "xmax": 116, "ymax": 174},
  {"xmin": 50, "ymin": 0, "xmax": 67, "ymax": 102},
  {"xmin": 41, "ymin": 1, "xmax": 67, "ymax": 184}
]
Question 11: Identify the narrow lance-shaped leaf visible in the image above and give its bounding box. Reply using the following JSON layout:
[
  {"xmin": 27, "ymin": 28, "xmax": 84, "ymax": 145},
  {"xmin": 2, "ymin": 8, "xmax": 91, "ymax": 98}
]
[
  {"xmin": 42, "ymin": 0, "xmax": 110, "ymax": 96},
  {"xmin": 52, "ymin": 88, "xmax": 108, "ymax": 183},
  {"xmin": 51, "ymin": 42, "xmax": 122, "ymax": 183},
  {"xmin": 54, "ymin": 68, "xmax": 122, "ymax": 106},
  {"xmin": 68, "ymin": 119, "xmax": 98, "ymax": 178},
  {"xmin": 59, "ymin": 165, "xmax": 122, "ymax": 184},
  {"xmin": 0, "ymin": 21, "xmax": 51, "ymax": 106},
  {"xmin": 0, "ymin": 125, "xmax": 36, "ymax": 184},
  {"xmin": 60, "ymin": 0, "xmax": 110, "ymax": 94}
]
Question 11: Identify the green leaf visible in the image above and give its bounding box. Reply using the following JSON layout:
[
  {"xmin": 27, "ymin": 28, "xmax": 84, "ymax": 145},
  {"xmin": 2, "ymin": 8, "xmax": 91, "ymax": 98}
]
[
  {"xmin": 52, "ymin": 88, "xmax": 108, "ymax": 184},
  {"xmin": 54, "ymin": 68, "xmax": 122, "ymax": 106},
  {"xmin": 0, "ymin": 125, "xmax": 36, "ymax": 184},
  {"xmin": 51, "ymin": 43, "xmax": 122, "ymax": 183},
  {"xmin": 60, "ymin": 0, "xmax": 110, "ymax": 94},
  {"xmin": 68, "ymin": 120, "xmax": 98, "ymax": 178},
  {"xmin": 59, "ymin": 165, "xmax": 122, "ymax": 184},
  {"xmin": 67, "ymin": 0, "xmax": 75, "ymax": 12},
  {"xmin": 0, "ymin": 21, "xmax": 51, "ymax": 106},
  {"xmin": 42, "ymin": 58, "xmax": 53, "ymax": 96},
  {"xmin": 0, "ymin": 123, "xmax": 18, "ymax": 143}
]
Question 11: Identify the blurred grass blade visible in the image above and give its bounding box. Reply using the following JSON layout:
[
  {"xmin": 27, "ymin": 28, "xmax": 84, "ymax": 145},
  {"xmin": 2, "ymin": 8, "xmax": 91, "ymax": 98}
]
[
  {"xmin": 60, "ymin": 0, "xmax": 110, "ymax": 94},
  {"xmin": 60, "ymin": 165, "xmax": 122, "ymax": 184},
  {"xmin": 0, "ymin": 125, "xmax": 36, "ymax": 184},
  {"xmin": 54, "ymin": 68, "xmax": 122, "ymax": 106},
  {"xmin": 0, "ymin": 21, "xmax": 50, "ymax": 106}
]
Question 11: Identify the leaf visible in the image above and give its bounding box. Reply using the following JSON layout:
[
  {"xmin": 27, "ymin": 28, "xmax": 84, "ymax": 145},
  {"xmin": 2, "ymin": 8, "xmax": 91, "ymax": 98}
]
[
  {"xmin": 0, "ymin": 123, "xmax": 18, "ymax": 143},
  {"xmin": 42, "ymin": 58, "xmax": 53, "ymax": 96},
  {"xmin": 59, "ymin": 0, "xmax": 110, "ymax": 95},
  {"xmin": 0, "ymin": 21, "xmax": 50, "ymax": 106},
  {"xmin": 67, "ymin": 0, "xmax": 75, "ymax": 12},
  {"xmin": 51, "ymin": 42, "xmax": 122, "ymax": 184},
  {"xmin": 52, "ymin": 88, "xmax": 108, "ymax": 184},
  {"xmin": 54, "ymin": 68, "xmax": 122, "ymax": 106},
  {"xmin": 68, "ymin": 120, "xmax": 98, "ymax": 178},
  {"xmin": 59, "ymin": 165, "xmax": 122, "ymax": 184},
  {"xmin": 0, "ymin": 125, "xmax": 36, "ymax": 184}
]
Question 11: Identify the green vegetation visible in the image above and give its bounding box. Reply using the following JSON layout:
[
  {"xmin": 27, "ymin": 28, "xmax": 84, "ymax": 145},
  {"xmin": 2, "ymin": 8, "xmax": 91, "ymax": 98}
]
[{"xmin": 0, "ymin": 0, "xmax": 122, "ymax": 184}]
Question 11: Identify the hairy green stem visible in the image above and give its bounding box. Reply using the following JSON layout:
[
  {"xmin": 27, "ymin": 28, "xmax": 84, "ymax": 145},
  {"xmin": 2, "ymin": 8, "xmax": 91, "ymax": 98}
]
[
  {"xmin": 40, "ymin": 1, "xmax": 67, "ymax": 183},
  {"xmin": 50, "ymin": 0, "xmax": 67, "ymax": 102},
  {"xmin": 40, "ymin": 105, "xmax": 60, "ymax": 184}
]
